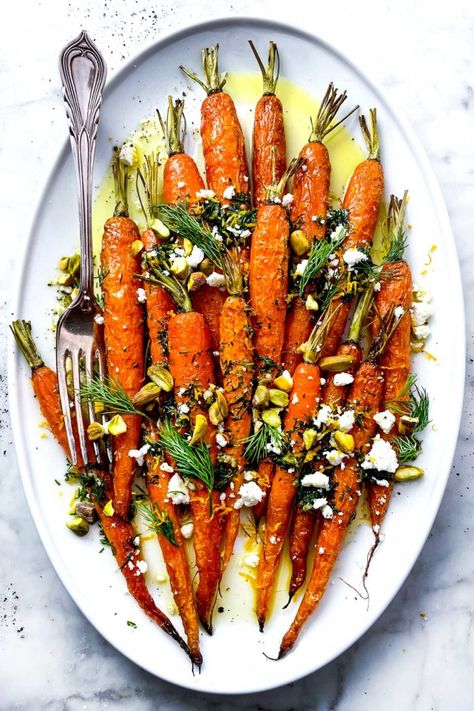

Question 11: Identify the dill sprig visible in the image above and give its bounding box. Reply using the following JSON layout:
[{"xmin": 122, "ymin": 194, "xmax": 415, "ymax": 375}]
[
  {"xmin": 159, "ymin": 419, "xmax": 214, "ymax": 490},
  {"xmin": 243, "ymin": 423, "xmax": 285, "ymax": 465},
  {"xmin": 155, "ymin": 203, "xmax": 242, "ymax": 295},
  {"xmin": 136, "ymin": 501, "xmax": 178, "ymax": 546},
  {"xmin": 383, "ymin": 192, "xmax": 409, "ymax": 263},
  {"xmin": 391, "ymin": 378, "xmax": 430, "ymax": 463},
  {"xmin": 80, "ymin": 377, "xmax": 146, "ymax": 417},
  {"xmin": 298, "ymin": 227, "xmax": 347, "ymax": 296}
]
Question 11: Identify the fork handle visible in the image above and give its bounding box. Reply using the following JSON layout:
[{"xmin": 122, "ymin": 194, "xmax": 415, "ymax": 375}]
[{"xmin": 59, "ymin": 31, "xmax": 107, "ymax": 297}]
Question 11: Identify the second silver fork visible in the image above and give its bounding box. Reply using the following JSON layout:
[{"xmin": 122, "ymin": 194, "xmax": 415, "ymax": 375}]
[{"xmin": 56, "ymin": 31, "xmax": 107, "ymax": 467}]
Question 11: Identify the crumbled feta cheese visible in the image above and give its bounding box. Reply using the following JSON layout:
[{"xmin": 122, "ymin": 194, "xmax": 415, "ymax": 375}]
[
  {"xmin": 301, "ymin": 472, "xmax": 330, "ymax": 489},
  {"xmin": 412, "ymin": 301, "xmax": 433, "ymax": 326},
  {"xmin": 136, "ymin": 287, "xmax": 147, "ymax": 303},
  {"xmin": 128, "ymin": 443, "xmax": 150, "ymax": 467},
  {"xmin": 314, "ymin": 404, "xmax": 332, "ymax": 428},
  {"xmin": 133, "ymin": 536, "xmax": 140, "ymax": 546},
  {"xmin": 320, "ymin": 377, "xmax": 326, "ymax": 386},
  {"xmin": 361, "ymin": 434, "xmax": 398, "ymax": 474},
  {"xmin": 343, "ymin": 248, "xmax": 368, "ymax": 267},
  {"xmin": 177, "ymin": 181, "xmax": 185, "ymax": 189},
  {"xmin": 373, "ymin": 410, "xmax": 396, "ymax": 434},
  {"xmin": 413, "ymin": 324, "xmax": 431, "ymax": 340},
  {"xmin": 394, "ymin": 306, "xmax": 405, "ymax": 320},
  {"xmin": 216, "ymin": 433, "xmax": 228, "ymax": 448},
  {"xmin": 119, "ymin": 142, "xmax": 137, "ymax": 167},
  {"xmin": 159, "ymin": 461, "xmax": 174, "ymax": 473},
  {"xmin": 136, "ymin": 559, "xmax": 148, "ymax": 574},
  {"xmin": 374, "ymin": 281, "xmax": 381, "ymax": 292},
  {"xmin": 178, "ymin": 403, "xmax": 190, "ymax": 415},
  {"xmin": 270, "ymin": 535, "xmax": 277, "ymax": 544},
  {"xmin": 243, "ymin": 470, "xmax": 256, "ymax": 481},
  {"xmin": 156, "ymin": 572, "xmax": 167, "ymax": 583},
  {"xmin": 333, "ymin": 372, "xmax": 354, "ymax": 386},
  {"xmin": 338, "ymin": 409, "xmax": 355, "ymax": 432},
  {"xmin": 324, "ymin": 449, "xmax": 346, "ymax": 466},
  {"xmin": 180, "ymin": 522, "xmax": 194, "ymax": 539},
  {"xmin": 222, "ymin": 185, "xmax": 236, "ymax": 200},
  {"xmin": 94, "ymin": 314, "xmax": 104, "ymax": 325},
  {"xmin": 187, "ymin": 245, "xmax": 205, "ymax": 267},
  {"xmin": 292, "ymin": 392, "xmax": 299, "ymax": 405},
  {"xmin": 319, "ymin": 547, "xmax": 325, "ymax": 554},
  {"xmin": 373, "ymin": 524, "xmax": 380, "ymax": 534},
  {"xmin": 206, "ymin": 272, "xmax": 227, "ymax": 289},
  {"xmin": 234, "ymin": 481, "xmax": 265, "ymax": 509},
  {"xmin": 244, "ymin": 553, "xmax": 259, "ymax": 568},
  {"xmin": 312, "ymin": 497, "xmax": 328, "ymax": 510},
  {"xmin": 167, "ymin": 473, "xmax": 190, "ymax": 505},
  {"xmin": 295, "ymin": 260, "xmax": 308, "ymax": 277},
  {"xmin": 219, "ymin": 492, "xmax": 226, "ymax": 502},
  {"xmin": 377, "ymin": 479, "xmax": 390, "ymax": 487},
  {"xmin": 322, "ymin": 505, "xmax": 334, "ymax": 519},
  {"xmin": 196, "ymin": 189, "xmax": 215, "ymax": 199},
  {"xmin": 330, "ymin": 224, "xmax": 346, "ymax": 241},
  {"xmin": 282, "ymin": 193, "xmax": 294, "ymax": 207}
]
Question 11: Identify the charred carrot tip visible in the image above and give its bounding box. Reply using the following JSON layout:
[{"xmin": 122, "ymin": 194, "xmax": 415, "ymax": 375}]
[
  {"xmin": 282, "ymin": 593, "xmax": 294, "ymax": 610},
  {"xmin": 258, "ymin": 618, "xmax": 265, "ymax": 633},
  {"xmin": 200, "ymin": 617, "xmax": 213, "ymax": 636}
]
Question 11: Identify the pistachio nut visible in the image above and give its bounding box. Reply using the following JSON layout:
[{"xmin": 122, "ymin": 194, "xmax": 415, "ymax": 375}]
[{"xmin": 147, "ymin": 364, "xmax": 174, "ymax": 392}]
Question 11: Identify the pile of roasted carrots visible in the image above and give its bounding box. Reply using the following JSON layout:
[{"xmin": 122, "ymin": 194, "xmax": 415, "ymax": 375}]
[{"xmin": 11, "ymin": 40, "xmax": 431, "ymax": 668}]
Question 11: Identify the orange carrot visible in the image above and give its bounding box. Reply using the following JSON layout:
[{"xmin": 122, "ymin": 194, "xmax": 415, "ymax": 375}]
[
  {"xmin": 284, "ymin": 85, "xmax": 350, "ymax": 375},
  {"xmin": 279, "ymin": 358, "xmax": 384, "ymax": 657},
  {"xmin": 256, "ymin": 362, "xmax": 321, "ymax": 630},
  {"xmin": 167, "ymin": 311, "xmax": 223, "ymax": 633},
  {"xmin": 159, "ymin": 96, "xmax": 205, "ymax": 203},
  {"xmin": 249, "ymin": 41, "xmax": 286, "ymax": 207},
  {"xmin": 10, "ymin": 320, "xmax": 191, "ymax": 661},
  {"xmin": 142, "ymin": 228, "xmax": 175, "ymax": 364},
  {"xmin": 181, "ymin": 46, "xmax": 249, "ymax": 199},
  {"xmin": 368, "ymin": 196, "xmax": 413, "ymax": 531},
  {"xmin": 101, "ymin": 162, "xmax": 145, "ymax": 518},
  {"xmin": 219, "ymin": 295, "xmax": 254, "ymax": 570},
  {"xmin": 288, "ymin": 340, "xmax": 362, "ymax": 599},
  {"xmin": 192, "ymin": 284, "xmax": 227, "ymax": 354},
  {"xmin": 319, "ymin": 110, "xmax": 384, "ymax": 359}
]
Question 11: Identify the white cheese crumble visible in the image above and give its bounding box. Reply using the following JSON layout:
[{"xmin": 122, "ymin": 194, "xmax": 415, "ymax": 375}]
[
  {"xmin": 413, "ymin": 324, "xmax": 431, "ymax": 340},
  {"xmin": 94, "ymin": 314, "xmax": 104, "ymax": 325},
  {"xmin": 322, "ymin": 504, "xmax": 334, "ymax": 519},
  {"xmin": 136, "ymin": 559, "xmax": 148, "ymax": 574},
  {"xmin": 177, "ymin": 181, "xmax": 185, "ymax": 189},
  {"xmin": 361, "ymin": 434, "xmax": 399, "ymax": 474},
  {"xmin": 343, "ymin": 248, "xmax": 368, "ymax": 267},
  {"xmin": 374, "ymin": 281, "xmax": 381, "ymax": 292},
  {"xmin": 159, "ymin": 461, "xmax": 174, "ymax": 473},
  {"xmin": 282, "ymin": 193, "xmax": 294, "ymax": 207},
  {"xmin": 312, "ymin": 497, "xmax": 328, "ymax": 510},
  {"xmin": 412, "ymin": 301, "xmax": 433, "ymax": 326},
  {"xmin": 394, "ymin": 306, "xmax": 405, "ymax": 320},
  {"xmin": 119, "ymin": 142, "xmax": 137, "ymax": 167},
  {"xmin": 196, "ymin": 189, "xmax": 215, "ymax": 199},
  {"xmin": 243, "ymin": 470, "xmax": 257, "ymax": 481},
  {"xmin": 301, "ymin": 472, "xmax": 330, "ymax": 489},
  {"xmin": 128, "ymin": 443, "xmax": 150, "ymax": 467},
  {"xmin": 206, "ymin": 272, "xmax": 227, "ymax": 289},
  {"xmin": 216, "ymin": 433, "xmax": 228, "ymax": 448},
  {"xmin": 314, "ymin": 404, "xmax": 332, "ymax": 428},
  {"xmin": 320, "ymin": 377, "xmax": 326, "ymax": 386},
  {"xmin": 324, "ymin": 449, "xmax": 346, "ymax": 466},
  {"xmin": 234, "ymin": 481, "xmax": 265, "ymax": 509},
  {"xmin": 177, "ymin": 403, "xmax": 190, "ymax": 415},
  {"xmin": 291, "ymin": 392, "xmax": 299, "ymax": 405},
  {"xmin": 373, "ymin": 410, "xmax": 396, "ymax": 434},
  {"xmin": 180, "ymin": 522, "xmax": 194, "ymax": 539},
  {"xmin": 330, "ymin": 224, "xmax": 346, "ymax": 241},
  {"xmin": 295, "ymin": 259, "xmax": 308, "ymax": 277},
  {"xmin": 244, "ymin": 553, "xmax": 259, "ymax": 568},
  {"xmin": 167, "ymin": 473, "xmax": 190, "ymax": 505},
  {"xmin": 333, "ymin": 372, "xmax": 354, "ymax": 386},
  {"xmin": 338, "ymin": 409, "xmax": 355, "ymax": 432},
  {"xmin": 187, "ymin": 245, "xmax": 205, "ymax": 267},
  {"xmin": 136, "ymin": 287, "xmax": 147, "ymax": 303},
  {"xmin": 222, "ymin": 185, "xmax": 236, "ymax": 200}
]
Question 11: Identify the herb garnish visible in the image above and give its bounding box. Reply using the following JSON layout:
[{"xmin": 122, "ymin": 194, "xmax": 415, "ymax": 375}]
[
  {"xmin": 159, "ymin": 419, "xmax": 215, "ymax": 490},
  {"xmin": 136, "ymin": 501, "xmax": 178, "ymax": 546}
]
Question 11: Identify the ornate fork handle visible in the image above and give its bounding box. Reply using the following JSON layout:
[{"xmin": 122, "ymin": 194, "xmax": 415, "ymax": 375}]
[{"xmin": 59, "ymin": 31, "xmax": 107, "ymax": 300}]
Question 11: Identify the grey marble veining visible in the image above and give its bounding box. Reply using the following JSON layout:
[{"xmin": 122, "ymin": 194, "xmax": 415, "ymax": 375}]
[{"xmin": 1, "ymin": 0, "xmax": 473, "ymax": 708}]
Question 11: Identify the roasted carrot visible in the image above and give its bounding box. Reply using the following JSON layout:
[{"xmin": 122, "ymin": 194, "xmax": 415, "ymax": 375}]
[
  {"xmin": 181, "ymin": 45, "xmax": 249, "ymax": 199},
  {"xmin": 288, "ymin": 340, "xmax": 362, "ymax": 600},
  {"xmin": 279, "ymin": 358, "xmax": 385, "ymax": 657},
  {"xmin": 144, "ymin": 425, "xmax": 202, "ymax": 667},
  {"xmin": 159, "ymin": 96, "xmax": 205, "ymax": 203},
  {"xmin": 318, "ymin": 110, "xmax": 384, "ymax": 360},
  {"xmin": 368, "ymin": 195, "xmax": 413, "ymax": 531},
  {"xmin": 283, "ymin": 85, "xmax": 351, "ymax": 375},
  {"xmin": 249, "ymin": 159, "xmax": 301, "ymax": 520},
  {"xmin": 141, "ymin": 228, "xmax": 175, "ymax": 364},
  {"xmin": 10, "ymin": 320, "xmax": 191, "ymax": 661},
  {"xmin": 101, "ymin": 152, "xmax": 145, "ymax": 518},
  {"xmin": 192, "ymin": 284, "xmax": 227, "ymax": 354},
  {"xmin": 167, "ymin": 311, "xmax": 222, "ymax": 634},
  {"xmin": 249, "ymin": 41, "xmax": 286, "ymax": 207},
  {"xmin": 256, "ymin": 362, "xmax": 321, "ymax": 630},
  {"xmin": 220, "ymin": 294, "xmax": 254, "ymax": 570}
]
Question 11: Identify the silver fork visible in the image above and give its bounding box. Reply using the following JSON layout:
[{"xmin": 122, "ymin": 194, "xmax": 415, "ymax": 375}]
[{"xmin": 56, "ymin": 31, "xmax": 107, "ymax": 467}]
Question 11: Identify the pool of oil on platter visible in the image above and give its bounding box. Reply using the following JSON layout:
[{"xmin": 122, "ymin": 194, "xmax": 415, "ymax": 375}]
[{"xmin": 91, "ymin": 73, "xmax": 368, "ymax": 625}]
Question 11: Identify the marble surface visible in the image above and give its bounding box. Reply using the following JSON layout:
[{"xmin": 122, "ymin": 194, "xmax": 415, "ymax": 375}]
[{"xmin": 1, "ymin": 0, "xmax": 473, "ymax": 708}]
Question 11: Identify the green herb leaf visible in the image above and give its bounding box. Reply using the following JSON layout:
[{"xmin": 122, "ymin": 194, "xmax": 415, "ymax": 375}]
[
  {"xmin": 80, "ymin": 377, "xmax": 146, "ymax": 417},
  {"xmin": 243, "ymin": 423, "xmax": 285, "ymax": 465},
  {"xmin": 298, "ymin": 229, "xmax": 347, "ymax": 297},
  {"xmin": 159, "ymin": 419, "xmax": 214, "ymax": 490},
  {"xmin": 136, "ymin": 501, "xmax": 178, "ymax": 546}
]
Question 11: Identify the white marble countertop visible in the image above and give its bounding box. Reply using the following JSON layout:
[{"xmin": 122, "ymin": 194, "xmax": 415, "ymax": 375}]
[{"xmin": 1, "ymin": 0, "xmax": 473, "ymax": 708}]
